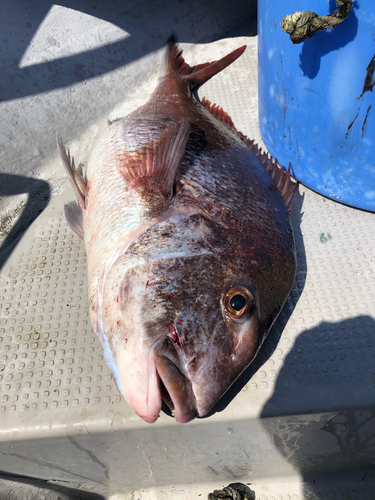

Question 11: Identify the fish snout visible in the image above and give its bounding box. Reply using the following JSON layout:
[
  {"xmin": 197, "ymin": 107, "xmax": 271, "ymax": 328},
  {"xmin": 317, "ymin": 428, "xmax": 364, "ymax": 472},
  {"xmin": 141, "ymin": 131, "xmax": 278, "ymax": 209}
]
[{"xmin": 153, "ymin": 337, "xmax": 198, "ymax": 423}]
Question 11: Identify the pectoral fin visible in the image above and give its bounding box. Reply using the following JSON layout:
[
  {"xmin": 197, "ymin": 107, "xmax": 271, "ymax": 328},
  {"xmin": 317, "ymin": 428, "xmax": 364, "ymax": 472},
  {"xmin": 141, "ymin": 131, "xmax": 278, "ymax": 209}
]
[{"xmin": 117, "ymin": 121, "xmax": 190, "ymax": 199}]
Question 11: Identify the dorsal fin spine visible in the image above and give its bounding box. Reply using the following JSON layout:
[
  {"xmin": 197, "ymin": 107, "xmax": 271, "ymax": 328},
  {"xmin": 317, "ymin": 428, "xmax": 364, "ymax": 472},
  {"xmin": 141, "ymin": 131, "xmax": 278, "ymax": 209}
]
[{"xmin": 200, "ymin": 98, "xmax": 297, "ymax": 213}]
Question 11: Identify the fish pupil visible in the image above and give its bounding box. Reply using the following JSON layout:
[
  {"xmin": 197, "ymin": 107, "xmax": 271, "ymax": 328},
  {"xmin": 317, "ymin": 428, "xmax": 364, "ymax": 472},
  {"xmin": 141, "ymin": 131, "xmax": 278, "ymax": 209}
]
[{"xmin": 230, "ymin": 294, "xmax": 247, "ymax": 311}]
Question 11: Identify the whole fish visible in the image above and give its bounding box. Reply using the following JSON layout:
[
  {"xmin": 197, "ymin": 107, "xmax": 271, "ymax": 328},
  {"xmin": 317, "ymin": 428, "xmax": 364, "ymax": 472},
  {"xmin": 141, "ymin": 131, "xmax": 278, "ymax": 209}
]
[{"xmin": 58, "ymin": 38, "xmax": 296, "ymax": 424}]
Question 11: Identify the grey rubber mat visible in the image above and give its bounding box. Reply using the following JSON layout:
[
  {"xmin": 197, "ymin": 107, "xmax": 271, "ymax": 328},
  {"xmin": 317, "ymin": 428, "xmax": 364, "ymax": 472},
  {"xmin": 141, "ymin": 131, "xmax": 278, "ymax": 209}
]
[{"xmin": 1, "ymin": 36, "xmax": 375, "ymax": 499}]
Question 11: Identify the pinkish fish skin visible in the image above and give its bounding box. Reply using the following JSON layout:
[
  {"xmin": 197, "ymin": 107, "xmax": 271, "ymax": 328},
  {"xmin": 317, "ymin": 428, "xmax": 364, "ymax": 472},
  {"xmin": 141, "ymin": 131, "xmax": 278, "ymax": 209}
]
[{"xmin": 58, "ymin": 37, "xmax": 296, "ymax": 424}]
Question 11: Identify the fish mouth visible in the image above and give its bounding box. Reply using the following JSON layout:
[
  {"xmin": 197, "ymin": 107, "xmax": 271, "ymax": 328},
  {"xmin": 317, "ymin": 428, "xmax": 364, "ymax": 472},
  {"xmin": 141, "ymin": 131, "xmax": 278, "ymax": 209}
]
[{"xmin": 153, "ymin": 337, "xmax": 198, "ymax": 423}]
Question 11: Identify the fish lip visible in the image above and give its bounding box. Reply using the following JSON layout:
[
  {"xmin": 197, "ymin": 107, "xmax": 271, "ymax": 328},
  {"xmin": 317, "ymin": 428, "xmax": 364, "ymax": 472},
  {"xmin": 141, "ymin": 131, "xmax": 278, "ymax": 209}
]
[{"xmin": 153, "ymin": 336, "xmax": 198, "ymax": 423}]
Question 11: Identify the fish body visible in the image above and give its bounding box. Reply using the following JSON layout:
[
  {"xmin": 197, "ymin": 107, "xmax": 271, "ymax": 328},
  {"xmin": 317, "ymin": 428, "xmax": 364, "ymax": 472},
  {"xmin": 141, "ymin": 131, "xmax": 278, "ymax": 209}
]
[{"xmin": 58, "ymin": 39, "xmax": 296, "ymax": 423}]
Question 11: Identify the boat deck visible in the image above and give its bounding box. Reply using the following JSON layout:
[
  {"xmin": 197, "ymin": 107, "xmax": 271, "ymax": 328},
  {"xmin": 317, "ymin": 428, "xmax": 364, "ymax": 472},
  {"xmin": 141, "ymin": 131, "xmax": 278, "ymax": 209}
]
[{"xmin": 1, "ymin": 12, "xmax": 375, "ymax": 500}]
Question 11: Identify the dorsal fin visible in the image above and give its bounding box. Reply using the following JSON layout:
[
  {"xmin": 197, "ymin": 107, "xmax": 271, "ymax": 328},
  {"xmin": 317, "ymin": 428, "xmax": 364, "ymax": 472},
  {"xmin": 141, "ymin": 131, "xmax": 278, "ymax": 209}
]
[
  {"xmin": 117, "ymin": 121, "xmax": 190, "ymax": 199},
  {"xmin": 160, "ymin": 36, "xmax": 246, "ymax": 88},
  {"xmin": 199, "ymin": 98, "xmax": 297, "ymax": 212},
  {"xmin": 201, "ymin": 97, "xmax": 235, "ymax": 129},
  {"xmin": 247, "ymin": 139, "xmax": 298, "ymax": 213}
]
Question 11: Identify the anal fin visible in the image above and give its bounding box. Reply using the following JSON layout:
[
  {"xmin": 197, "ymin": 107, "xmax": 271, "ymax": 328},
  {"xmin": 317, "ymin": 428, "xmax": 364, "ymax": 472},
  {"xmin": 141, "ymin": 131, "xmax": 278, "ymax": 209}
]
[{"xmin": 57, "ymin": 134, "xmax": 86, "ymax": 210}]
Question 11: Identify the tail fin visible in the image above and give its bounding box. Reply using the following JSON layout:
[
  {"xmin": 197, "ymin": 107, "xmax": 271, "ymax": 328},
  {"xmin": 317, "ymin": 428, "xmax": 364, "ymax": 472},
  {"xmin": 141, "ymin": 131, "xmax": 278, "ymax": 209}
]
[{"xmin": 160, "ymin": 35, "xmax": 246, "ymax": 88}]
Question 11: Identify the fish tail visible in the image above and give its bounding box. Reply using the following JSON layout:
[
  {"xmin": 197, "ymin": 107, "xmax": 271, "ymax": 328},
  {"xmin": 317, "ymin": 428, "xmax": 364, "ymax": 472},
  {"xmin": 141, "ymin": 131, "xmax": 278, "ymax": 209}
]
[{"xmin": 160, "ymin": 35, "xmax": 246, "ymax": 88}]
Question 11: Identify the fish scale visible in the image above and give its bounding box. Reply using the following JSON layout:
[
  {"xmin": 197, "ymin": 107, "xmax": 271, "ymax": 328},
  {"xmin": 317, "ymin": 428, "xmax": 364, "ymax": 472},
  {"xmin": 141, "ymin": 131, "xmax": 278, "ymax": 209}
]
[{"xmin": 57, "ymin": 37, "xmax": 296, "ymax": 424}]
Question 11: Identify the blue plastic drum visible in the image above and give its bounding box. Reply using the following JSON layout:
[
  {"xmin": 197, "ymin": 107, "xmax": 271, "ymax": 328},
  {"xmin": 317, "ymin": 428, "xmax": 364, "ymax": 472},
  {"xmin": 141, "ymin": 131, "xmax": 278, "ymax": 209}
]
[{"xmin": 258, "ymin": 0, "xmax": 375, "ymax": 211}]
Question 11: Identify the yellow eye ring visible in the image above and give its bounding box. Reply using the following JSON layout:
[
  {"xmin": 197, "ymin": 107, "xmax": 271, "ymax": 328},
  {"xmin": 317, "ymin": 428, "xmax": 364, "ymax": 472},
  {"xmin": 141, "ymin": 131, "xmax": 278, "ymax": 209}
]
[{"xmin": 224, "ymin": 286, "xmax": 254, "ymax": 319}]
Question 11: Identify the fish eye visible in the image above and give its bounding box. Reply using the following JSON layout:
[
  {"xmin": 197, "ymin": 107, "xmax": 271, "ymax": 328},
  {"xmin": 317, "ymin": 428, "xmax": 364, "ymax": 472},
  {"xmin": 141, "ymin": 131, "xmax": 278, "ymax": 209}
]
[
  {"xmin": 230, "ymin": 294, "xmax": 247, "ymax": 311},
  {"xmin": 224, "ymin": 286, "xmax": 254, "ymax": 319}
]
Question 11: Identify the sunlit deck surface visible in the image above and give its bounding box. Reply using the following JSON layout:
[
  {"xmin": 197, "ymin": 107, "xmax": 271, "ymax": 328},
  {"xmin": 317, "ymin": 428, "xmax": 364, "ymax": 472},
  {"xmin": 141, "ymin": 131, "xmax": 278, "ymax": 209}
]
[{"xmin": 1, "ymin": 2, "xmax": 375, "ymax": 498}]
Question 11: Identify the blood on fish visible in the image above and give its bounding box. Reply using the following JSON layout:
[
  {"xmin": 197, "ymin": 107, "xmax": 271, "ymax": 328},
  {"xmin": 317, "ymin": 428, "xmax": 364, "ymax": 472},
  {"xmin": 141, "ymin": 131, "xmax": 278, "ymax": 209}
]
[
  {"xmin": 178, "ymin": 319, "xmax": 184, "ymax": 324},
  {"xmin": 169, "ymin": 325, "xmax": 181, "ymax": 347},
  {"xmin": 146, "ymin": 280, "xmax": 149, "ymax": 288},
  {"xmin": 167, "ymin": 294, "xmax": 174, "ymax": 300},
  {"xmin": 116, "ymin": 296, "xmax": 119, "ymax": 303}
]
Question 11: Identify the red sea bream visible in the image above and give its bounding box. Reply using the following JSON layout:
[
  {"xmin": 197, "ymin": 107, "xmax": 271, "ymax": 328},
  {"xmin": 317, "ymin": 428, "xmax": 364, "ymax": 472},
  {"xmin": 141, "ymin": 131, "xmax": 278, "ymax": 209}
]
[{"xmin": 58, "ymin": 38, "xmax": 297, "ymax": 424}]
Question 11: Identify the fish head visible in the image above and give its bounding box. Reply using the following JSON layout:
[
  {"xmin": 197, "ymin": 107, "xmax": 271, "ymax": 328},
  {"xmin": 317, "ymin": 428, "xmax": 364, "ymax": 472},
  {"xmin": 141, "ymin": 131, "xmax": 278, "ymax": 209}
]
[{"xmin": 99, "ymin": 213, "xmax": 295, "ymax": 423}]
